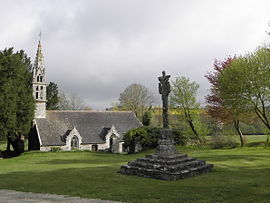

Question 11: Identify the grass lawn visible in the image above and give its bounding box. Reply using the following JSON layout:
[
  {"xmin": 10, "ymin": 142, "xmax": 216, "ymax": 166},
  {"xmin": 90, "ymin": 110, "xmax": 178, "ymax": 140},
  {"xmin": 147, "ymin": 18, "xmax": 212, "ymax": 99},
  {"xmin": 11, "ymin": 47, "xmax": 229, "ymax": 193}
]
[
  {"xmin": 205, "ymin": 134, "xmax": 268, "ymax": 147},
  {"xmin": 0, "ymin": 146, "xmax": 270, "ymax": 203},
  {"xmin": 245, "ymin": 135, "xmax": 268, "ymax": 146}
]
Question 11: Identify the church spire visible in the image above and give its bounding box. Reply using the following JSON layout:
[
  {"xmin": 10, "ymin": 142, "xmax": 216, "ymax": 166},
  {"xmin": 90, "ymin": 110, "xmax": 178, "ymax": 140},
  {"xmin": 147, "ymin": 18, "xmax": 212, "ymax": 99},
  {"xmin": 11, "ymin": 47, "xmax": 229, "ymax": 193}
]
[
  {"xmin": 32, "ymin": 39, "xmax": 47, "ymax": 118},
  {"xmin": 33, "ymin": 40, "xmax": 45, "ymax": 78}
]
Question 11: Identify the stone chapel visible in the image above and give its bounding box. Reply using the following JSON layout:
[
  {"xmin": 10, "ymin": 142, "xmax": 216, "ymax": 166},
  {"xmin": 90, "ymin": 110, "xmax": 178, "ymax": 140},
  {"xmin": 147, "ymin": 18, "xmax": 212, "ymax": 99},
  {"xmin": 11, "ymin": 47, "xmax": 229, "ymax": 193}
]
[{"xmin": 28, "ymin": 41, "xmax": 142, "ymax": 153}]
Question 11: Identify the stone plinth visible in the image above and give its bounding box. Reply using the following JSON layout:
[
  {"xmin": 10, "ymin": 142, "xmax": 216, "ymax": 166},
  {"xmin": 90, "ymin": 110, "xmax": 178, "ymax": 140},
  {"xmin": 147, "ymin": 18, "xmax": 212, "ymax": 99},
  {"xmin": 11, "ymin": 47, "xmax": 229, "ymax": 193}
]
[
  {"xmin": 155, "ymin": 128, "xmax": 178, "ymax": 156},
  {"xmin": 120, "ymin": 129, "xmax": 214, "ymax": 181}
]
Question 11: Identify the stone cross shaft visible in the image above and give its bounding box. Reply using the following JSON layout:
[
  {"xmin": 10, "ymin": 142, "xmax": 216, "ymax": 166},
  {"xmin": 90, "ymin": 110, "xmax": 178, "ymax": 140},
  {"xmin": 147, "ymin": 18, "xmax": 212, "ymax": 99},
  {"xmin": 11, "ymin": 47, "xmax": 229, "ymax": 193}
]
[{"xmin": 158, "ymin": 71, "xmax": 171, "ymax": 128}]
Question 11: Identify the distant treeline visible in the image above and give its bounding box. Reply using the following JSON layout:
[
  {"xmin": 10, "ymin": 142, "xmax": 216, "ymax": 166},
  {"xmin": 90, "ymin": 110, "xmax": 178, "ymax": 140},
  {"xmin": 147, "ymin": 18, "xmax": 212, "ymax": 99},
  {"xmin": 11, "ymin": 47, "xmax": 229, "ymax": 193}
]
[{"xmin": 150, "ymin": 107, "xmax": 267, "ymax": 136}]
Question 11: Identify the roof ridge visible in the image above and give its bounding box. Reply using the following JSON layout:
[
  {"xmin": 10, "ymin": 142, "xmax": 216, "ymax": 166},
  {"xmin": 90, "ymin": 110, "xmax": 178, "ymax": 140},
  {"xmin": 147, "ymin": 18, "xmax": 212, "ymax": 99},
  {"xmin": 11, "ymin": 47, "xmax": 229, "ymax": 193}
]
[{"xmin": 46, "ymin": 110, "xmax": 133, "ymax": 113}]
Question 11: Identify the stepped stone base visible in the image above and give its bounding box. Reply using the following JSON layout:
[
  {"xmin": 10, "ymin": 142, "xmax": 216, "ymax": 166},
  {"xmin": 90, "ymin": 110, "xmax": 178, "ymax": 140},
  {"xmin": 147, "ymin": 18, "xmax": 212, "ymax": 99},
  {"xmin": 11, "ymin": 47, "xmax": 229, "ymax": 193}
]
[
  {"xmin": 120, "ymin": 129, "xmax": 214, "ymax": 181},
  {"xmin": 120, "ymin": 153, "xmax": 213, "ymax": 181}
]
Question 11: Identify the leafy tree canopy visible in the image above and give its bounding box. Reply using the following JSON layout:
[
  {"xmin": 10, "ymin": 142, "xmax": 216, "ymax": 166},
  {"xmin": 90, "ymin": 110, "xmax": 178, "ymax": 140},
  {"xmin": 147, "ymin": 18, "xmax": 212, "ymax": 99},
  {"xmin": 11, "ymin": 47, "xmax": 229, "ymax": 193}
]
[
  {"xmin": 205, "ymin": 57, "xmax": 249, "ymax": 146},
  {"xmin": 119, "ymin": 83, "xmax": 153, "ymax": 120},
  {"xmin": 217, "ymin": 45, "xmax": 270, "ymax": 144},
  {"xmin": 170, "ymin": 76, "xmax": 202, "ymax": 142}
]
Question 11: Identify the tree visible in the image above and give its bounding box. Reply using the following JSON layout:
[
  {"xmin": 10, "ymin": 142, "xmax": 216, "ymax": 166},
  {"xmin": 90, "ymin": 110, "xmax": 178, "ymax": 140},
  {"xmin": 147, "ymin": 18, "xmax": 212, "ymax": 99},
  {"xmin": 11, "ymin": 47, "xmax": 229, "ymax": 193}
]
[
  {"xmin": 58, "ymin": 93, "xmax": 90, "ymax": 110},
  {"xmin": 123, "ymin": 127, "xmax": 148, "ymax": 154},
  {"xmin": 170, "ymin": 76, "xmax": 202, "ymax": 142},
  {"xmin": 119, "ymin": 83, "xmax": 153, "ymax": 120},
  {"xmin": 83, "ymin": 106, "xmax": 92, "ymax": 110},
  {"xmin": 0, "ymin": 48, "xmax": 35, "ymax": 153},
  {"xmin": 69, "ymin": 94, "xmax": 84, "ymax": 110},
  {"xmin": 58, "ymin": 93, "xmax": 69, "ymax": 110},
  {"xmin": 205, "ymin": 57, "xmax": 247, "ymax": 147},
  {"xmin": 142, "ymin": 111, "xmax": 152, "ymax": 126},
  {"xmin": 46, "ymin": 82, "xmax": 59, "ymax": 110},
  {"xmin": 107, "ymin": 102, "xmax": 121, "ymax": 111},
  {"xmin": 217, "ymin": 46, "xmax": 270, "ymax": 145},
  {"xmin": 205, "ymin": 57, "xmax": 234, "ymax": 118}
]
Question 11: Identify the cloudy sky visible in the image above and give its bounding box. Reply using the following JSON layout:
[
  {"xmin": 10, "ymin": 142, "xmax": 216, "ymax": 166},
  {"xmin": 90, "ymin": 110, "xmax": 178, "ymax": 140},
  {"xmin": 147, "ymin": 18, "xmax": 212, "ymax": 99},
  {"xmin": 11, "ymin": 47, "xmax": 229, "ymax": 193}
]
[{"xmin": 0, "ymin": 0, "xmax": 270, "ymax": 109}]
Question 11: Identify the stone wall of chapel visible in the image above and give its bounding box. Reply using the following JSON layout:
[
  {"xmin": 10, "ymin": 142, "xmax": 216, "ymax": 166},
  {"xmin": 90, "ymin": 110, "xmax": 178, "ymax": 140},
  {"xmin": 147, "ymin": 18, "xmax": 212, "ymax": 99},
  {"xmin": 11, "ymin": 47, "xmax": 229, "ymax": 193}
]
[
  {"xmin": 35, "ymin": 103, "xmax": 46, "ymax": 118},
  {"xmin": 40, "ymin": 146, "xmax": 63, "ymax": 151},
  {"xmin": 40, "ymin": 142, "xmax": 124, "ymax": 153},
  {"xmin": 80, "ymin": 144, "xmax": 92, "ymax": 150}
]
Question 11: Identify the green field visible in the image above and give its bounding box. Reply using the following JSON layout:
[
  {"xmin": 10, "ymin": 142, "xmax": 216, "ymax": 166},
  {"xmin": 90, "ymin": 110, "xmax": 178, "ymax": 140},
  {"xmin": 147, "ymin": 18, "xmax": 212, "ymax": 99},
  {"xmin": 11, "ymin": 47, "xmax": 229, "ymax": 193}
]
[
  {"xmin": 204, "ymin": 134, "xmax": 268, "ymax": 147},
  {"xmin": 0, "ymin": 146, "xmax": 270, "ymax": 202}
]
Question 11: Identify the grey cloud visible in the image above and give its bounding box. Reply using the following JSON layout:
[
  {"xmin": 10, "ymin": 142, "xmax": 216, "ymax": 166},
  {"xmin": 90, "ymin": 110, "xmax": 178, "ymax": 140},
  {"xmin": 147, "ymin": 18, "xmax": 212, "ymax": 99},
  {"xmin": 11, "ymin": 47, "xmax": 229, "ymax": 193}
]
[{"xmin": 1, "ymin": 0, "xmax": 270, "ymax": 109}]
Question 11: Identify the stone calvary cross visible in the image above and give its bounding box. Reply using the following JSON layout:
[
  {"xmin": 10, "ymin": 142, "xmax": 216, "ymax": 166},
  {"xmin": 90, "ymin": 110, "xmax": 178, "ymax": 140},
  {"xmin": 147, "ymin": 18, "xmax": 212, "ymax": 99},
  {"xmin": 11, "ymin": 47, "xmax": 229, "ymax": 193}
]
[
  {"xmin": 155, "ymin": 71, "xmax": 178, "ymax": 157},
  {"xmin": 119, "ymin": 71, "xmax": 213, "ymax": 180},
  {"xmin": 158, "ymin": 71, "xmax": 170, "ymax": 128}
]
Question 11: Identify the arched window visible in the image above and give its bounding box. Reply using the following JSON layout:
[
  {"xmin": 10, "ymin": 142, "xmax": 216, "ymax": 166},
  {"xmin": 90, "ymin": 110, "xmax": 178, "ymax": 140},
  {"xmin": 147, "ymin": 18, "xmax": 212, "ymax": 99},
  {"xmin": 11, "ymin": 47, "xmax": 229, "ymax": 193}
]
[
  {"xmin": 40, "ymin": 76, "xmax": 43, "ymax": 82},
  {"xmin": 37, "ymin": 76, "xmax": 39, "ymax": 82},
  {"xmin": 36, "ymin": 92, "xmax": 39, "ymax": 99},
  {"xmin": 71, "ymin": 136, "xmax": 79, "ymax": 149},
  {"xmin": 36, "ymin": 86, "xmax": 39, "ymax": 91},
  {"xmin": 40, "ymin": 86, "xmax": 43, "ymax": 99}
]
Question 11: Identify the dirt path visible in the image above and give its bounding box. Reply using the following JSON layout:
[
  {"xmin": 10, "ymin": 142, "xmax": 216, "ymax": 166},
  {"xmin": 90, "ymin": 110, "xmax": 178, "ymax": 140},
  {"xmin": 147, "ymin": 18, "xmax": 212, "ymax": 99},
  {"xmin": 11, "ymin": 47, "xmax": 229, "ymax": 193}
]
[{"xmin": 0, "ymin": 189, "xmax": 122, "ymax": 203}]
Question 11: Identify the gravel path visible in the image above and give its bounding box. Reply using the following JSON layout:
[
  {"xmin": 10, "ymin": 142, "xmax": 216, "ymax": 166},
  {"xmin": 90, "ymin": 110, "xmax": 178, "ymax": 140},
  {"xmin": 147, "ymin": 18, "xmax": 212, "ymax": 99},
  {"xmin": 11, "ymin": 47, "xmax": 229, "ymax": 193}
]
[{"xmin": 0, "ymin": 190, "xmax": 122, "ymax": 203}]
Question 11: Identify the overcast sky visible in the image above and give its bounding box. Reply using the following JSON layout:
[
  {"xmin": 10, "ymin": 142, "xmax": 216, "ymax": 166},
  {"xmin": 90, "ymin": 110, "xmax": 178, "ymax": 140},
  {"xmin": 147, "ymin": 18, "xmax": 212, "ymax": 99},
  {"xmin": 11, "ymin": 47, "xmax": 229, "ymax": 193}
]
[{"xmin": 0, "ymin": 0, "xmax": 270, "ymax": 109}]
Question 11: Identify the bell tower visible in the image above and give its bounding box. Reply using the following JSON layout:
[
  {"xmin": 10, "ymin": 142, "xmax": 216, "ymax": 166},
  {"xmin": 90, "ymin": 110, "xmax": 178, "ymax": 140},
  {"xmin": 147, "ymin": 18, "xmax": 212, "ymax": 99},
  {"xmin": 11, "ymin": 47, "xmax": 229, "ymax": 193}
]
[{"xmin": 32, "ymin": 40, "xmax": 46, "ymax": 118}]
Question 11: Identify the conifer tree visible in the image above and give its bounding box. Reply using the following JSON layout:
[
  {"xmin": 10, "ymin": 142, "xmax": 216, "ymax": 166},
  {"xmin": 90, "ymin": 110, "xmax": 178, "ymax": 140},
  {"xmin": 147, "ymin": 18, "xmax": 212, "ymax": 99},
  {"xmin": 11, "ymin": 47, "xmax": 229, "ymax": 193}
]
[
  {"xmin": 0, "ymin": 48, "xmax": 35, "ymax": 153},
  {"xmin": 46, "ymin": 82, "xmax": 59, "ymax": 110}
]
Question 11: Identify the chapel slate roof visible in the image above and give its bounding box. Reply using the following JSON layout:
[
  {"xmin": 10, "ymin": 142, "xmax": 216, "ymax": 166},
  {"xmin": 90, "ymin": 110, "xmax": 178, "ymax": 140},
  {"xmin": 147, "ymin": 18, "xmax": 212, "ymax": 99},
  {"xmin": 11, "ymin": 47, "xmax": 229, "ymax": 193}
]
[{"xmin": 35, "ymin": 111, "xmax": 142, "ymax": 146}]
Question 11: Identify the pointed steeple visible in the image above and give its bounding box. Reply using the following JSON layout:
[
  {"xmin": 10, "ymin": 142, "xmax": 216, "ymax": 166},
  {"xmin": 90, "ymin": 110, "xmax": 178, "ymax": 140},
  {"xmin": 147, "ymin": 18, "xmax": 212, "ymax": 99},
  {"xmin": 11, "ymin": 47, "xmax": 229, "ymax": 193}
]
[
  {"xmin": 32, "ymin": 39, "xmax": 47, "ymax": 118},
  {"xmin": 33, "ymin": 40, "xmax": 45, "ymax": 79}
]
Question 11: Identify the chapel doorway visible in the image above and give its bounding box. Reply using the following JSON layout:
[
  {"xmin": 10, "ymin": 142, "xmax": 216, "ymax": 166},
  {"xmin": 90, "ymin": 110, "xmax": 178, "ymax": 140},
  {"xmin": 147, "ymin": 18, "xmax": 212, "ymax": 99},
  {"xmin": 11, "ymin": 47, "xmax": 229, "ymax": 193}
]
[
  {"xmin": 92, "ymin": 145, "xmax": 98, "ymax": 151},
  {"xmin": 71, "ymin": 136, "xmax": 79, "ymax": 149},
  {"xmin": 109, "ymin": 137, "xmax": 113, "ymax": 152}
]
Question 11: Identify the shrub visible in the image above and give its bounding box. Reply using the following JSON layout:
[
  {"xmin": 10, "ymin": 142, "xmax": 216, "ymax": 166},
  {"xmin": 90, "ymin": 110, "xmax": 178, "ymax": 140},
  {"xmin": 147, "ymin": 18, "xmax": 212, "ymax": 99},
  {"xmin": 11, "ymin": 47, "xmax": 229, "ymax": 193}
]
[
  {"xmin": 123, "ymin": 127, "xmax": 148, "ymax": 154},
  {"xmin": 50, "ymin": 147, "xmax": 62, "ymax": 152},
  {"xmin": 171, "ymin": 128, "xmax": 186, "ymax": 145},
  {"xmin": 210, "ymin": 134, "xmax": 237, "ymax": 149},
  {"xmin": 142, "ymin": 111, "xmax": 152, "ymax": 126},
  {"xmin": 123, "ymin": 127, "xmax": 186, "ymax": 153}
]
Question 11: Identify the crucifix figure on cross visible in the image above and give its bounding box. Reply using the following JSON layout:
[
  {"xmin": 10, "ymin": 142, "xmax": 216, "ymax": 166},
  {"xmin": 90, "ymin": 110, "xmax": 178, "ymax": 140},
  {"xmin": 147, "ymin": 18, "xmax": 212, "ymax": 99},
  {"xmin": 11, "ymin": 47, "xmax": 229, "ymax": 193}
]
[{"xmin": 158, "ymin": 71, "xmax": 171, "ymax": 128}]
